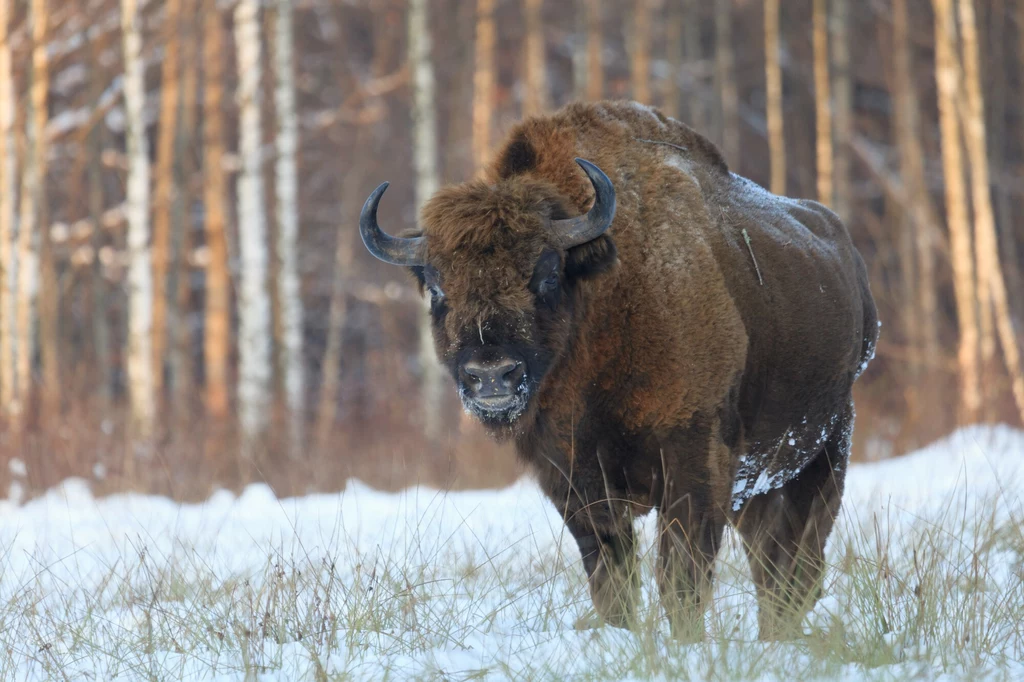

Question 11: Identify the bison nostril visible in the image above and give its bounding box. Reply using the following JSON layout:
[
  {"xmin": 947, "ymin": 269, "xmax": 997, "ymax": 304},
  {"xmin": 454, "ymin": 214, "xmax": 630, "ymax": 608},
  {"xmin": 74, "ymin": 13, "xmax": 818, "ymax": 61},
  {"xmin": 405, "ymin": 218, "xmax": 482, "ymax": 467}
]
[{"xmin": 501, "ymin": 361, "xmax": 524, "ymax": 384}]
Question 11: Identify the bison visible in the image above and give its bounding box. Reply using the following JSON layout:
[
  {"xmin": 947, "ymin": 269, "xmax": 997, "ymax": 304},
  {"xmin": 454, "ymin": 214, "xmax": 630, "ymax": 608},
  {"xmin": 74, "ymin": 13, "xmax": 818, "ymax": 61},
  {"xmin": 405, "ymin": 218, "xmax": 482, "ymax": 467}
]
[{"xmin": 359, "ymin": 101, "xmax": 878, "ymax": 640}]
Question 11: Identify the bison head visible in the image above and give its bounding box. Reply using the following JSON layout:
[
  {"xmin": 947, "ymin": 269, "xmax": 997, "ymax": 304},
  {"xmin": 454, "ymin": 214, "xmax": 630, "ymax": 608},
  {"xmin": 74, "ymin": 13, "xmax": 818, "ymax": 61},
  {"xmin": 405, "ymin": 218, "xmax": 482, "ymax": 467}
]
[{"xmin": 359, "ymin": 158, "xmax": 617, "ymax": 433}]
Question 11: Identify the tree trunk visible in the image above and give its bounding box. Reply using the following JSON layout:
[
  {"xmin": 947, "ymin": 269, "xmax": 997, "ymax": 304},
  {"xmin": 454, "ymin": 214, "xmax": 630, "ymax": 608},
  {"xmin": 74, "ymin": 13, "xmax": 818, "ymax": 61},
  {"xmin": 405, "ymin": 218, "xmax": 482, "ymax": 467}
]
[
  {"xmin": 892, "ymin": 0, "xmax": 940, "ymax": 371},
  {"xmin": 584, "ymin": 0, "xmax": 602, "ymax": 101},
  {"xmin": 764, "ymin": 0, "xmax": 785, "ymax": 195},
  {"xmin": 171, "ymin": 0, "xmax": 200, "ymax": 418},
  {"xmin": 0, "ymin": 0, "xmax": 15, "ymax": 420},
  {"xmin": 932, "ymin": 0, "xmax": 981, "ymax": 423},
  {"xmin": 714, "ymin": 0, "xmax": 739, "ymax": 163},
  {"xmin": 631, "ymin": 0, "xmax": 650, "ymax": 103},
  {"xmin": 203, "ymin": 0, "xmax": 231, "ymax": 420},
  {"xmin": 122, "ymin": 0, "xmax": 156, "ymax": 438},
  {"xmin": 151, "ymin": 0, "xmax": 184, "ymax": 401},
  {"xmin": 957, "ymin": 0, "xmax": 1024, "ymax": 422},
  {"xmin": 662, "ymin": 1, "xmax": 683, "ymax": 119},
  {"xmin": 273, "ymin": 0, "xmax": 304, "ymax": 453},
  {"xmin": 234, "ymin": 0, "xmax": 272, "ymax": 453},
  {"xmin": 523, "ymin": 0, "xmax": 548, "ymax": 116},
  {"xmin": 87, "ymin": 21, "xmax": 111, "ymax": 408},
  {"xmin": 812, "ymin": 0, "xmax": 833, "ymax": 206},
  {"xmin": 683, "ymin": 0, "xmax": 705, "ymax": 129},
  {"xmin": 409, "ymin": 0, "xmax": 444, "ymax": 441},
  {"xmin": 830, "ymin": 0, "xmax": 852, "ymax": 221},
  {"xmin": 33, "ymin": 0, "xmax": 57, "ymax": 421},
  {"xmin": 473, "ymin": 0, "xmax": 496, "ymax": 170},
  {"xmin": 14, "ymin": 0, "xmax": 52, "ymax": 430}
]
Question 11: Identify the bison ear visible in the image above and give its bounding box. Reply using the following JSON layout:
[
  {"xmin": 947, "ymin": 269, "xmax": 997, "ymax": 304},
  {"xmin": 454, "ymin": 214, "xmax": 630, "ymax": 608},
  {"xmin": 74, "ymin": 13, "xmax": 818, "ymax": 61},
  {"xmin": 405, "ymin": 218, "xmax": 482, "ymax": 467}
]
[{"xmin": 565, "ymin": 234, "xmax": 618, "ymax": 280}]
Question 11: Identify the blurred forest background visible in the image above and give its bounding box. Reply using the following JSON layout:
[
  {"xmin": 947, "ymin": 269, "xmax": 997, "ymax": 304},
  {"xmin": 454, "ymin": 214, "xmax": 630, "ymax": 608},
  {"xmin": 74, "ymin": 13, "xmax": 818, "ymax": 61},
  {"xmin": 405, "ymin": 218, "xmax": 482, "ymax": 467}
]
[{"xmin": 0, "ymin": 0, "xmax": 1022, "ymax": 501}]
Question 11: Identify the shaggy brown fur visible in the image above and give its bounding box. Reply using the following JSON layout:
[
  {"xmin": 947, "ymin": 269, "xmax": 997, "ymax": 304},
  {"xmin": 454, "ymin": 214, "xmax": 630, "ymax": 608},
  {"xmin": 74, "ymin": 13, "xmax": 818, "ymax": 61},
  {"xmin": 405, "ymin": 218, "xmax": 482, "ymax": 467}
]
[{"xmin": 373, "ymin": 100, "xmax": 878, "ymax": 639}]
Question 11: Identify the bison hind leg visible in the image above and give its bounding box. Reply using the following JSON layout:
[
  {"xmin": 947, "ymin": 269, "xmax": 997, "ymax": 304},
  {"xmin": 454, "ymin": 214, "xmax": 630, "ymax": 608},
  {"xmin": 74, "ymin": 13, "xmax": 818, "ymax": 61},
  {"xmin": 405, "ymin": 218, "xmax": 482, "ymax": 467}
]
[{"xmin": 736, "ymin": 398, "xmax": 853, "ymax": 641}]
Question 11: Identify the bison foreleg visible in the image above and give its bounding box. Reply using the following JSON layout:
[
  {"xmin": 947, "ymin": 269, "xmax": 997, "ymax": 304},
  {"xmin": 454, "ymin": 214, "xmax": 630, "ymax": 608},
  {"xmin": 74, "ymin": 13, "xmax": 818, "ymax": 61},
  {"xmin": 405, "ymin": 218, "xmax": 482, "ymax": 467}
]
[
  {"xmin": 568, "ymin": 521, "xmax": 639, "ymax": 630},
  {"xmin": 655, "ymin": 490, "xmax": 725, "ymax": 642}
]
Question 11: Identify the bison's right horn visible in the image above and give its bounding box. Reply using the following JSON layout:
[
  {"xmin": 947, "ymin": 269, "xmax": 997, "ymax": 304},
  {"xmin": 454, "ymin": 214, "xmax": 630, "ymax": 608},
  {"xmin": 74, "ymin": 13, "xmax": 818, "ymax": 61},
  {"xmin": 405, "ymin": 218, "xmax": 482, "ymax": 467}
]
[
  {"xmin": 359, "ymin": 181, "xmax": 427, "ymax": 267},
  {"xmin": 549, "ymin": 158, "xmax": 617, "ymax": 249}
]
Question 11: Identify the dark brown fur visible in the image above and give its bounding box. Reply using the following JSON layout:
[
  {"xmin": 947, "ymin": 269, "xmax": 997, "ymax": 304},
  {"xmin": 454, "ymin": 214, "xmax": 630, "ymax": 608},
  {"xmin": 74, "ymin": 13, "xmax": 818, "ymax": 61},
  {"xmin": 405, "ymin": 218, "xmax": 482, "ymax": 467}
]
[{"xmin": 408, "ymin": 101, "xmax": 878, "ymax": 639}]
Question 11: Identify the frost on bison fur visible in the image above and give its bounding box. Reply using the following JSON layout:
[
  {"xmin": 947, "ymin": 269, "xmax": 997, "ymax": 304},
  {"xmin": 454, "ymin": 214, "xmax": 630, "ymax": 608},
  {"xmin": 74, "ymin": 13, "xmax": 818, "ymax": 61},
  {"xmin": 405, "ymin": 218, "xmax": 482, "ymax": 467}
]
[{"xmin": 359, "ymin": 100, "xmax": 878, "ymax": 640}]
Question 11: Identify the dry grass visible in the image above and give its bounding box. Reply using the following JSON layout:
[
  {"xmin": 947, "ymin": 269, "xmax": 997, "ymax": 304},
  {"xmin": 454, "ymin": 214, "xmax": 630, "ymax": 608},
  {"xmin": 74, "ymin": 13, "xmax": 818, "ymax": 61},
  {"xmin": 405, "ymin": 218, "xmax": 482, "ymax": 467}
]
[{"xmin": 1, "ymin": 472, "xmax": 1021, "ymax": 680}]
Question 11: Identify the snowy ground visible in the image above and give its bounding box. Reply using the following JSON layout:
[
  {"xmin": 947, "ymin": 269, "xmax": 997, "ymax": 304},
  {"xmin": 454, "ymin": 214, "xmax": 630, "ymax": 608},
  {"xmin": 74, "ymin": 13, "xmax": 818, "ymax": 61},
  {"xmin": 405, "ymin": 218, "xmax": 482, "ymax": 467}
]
[{"xmin": 1, "ymin": 426, "xmax": 1023, "ymax": 681}]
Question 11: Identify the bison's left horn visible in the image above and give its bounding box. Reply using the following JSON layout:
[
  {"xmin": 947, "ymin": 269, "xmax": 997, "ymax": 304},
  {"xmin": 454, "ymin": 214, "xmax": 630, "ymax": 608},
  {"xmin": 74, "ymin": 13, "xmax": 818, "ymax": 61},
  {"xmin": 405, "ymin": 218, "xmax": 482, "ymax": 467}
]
[
  {"xmin": 550, "ymin": 158, "xmax": 617, "ymax": 249},
  {"xmin": 359, "ymin": 181, "xmax": 427, "ymax": 266}
]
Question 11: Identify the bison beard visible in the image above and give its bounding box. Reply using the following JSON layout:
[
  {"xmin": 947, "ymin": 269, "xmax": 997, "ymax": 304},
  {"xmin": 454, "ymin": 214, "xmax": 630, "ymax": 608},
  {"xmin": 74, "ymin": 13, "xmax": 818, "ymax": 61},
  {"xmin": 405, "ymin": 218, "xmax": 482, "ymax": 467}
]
[{"xmin": 359, "ymin": 100, "xmax": 878, "ymax": 641}]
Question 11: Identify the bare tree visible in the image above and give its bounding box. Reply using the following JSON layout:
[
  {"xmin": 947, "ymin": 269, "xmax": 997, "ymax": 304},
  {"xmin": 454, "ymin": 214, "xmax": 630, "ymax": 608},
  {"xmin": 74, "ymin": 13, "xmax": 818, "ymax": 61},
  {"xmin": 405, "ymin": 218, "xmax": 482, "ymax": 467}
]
[
  {"xmin": 14, "ymin": 0, "xmax": 51, "ymax": 429},
  {"xmin": 523, "ymin": 0, "xmax": 548, "ymax": 116},
  {"xmin": 631, "ymin": 0, "xmax": 650, "ymax": 103},
  {"xmin": 714, "ymin": 0, "xmax": 739, "ymax": 162},
  {"xmin": 122, "ymin": 0, "xmax": 156, "ymax": 437},
  {"xmin": 683, "ymin": 0, "xmax": 706, "ymax": 129},
  {"xmin": 31, "ymin": 0, "xmax": 52, "ymax": 413},
  {"xmin": 273, "ymin": 0, "xmax": 304, "ymax": 452},
  {"xmin": 830, "ymin": 0, "xmax": 851, "ymax": 221},
  {"xmin": 584, "ymin": 0, "xmax": 602, "ymax": 100},
  {"xmin": 203, "ymin": 0, "xmax": 231, "ymax": 419},
  {"xmin": 473, "ymin": 0, "xmax": 496, "ymax": 170},
  {"xmin": 812, "ymin": 0, "xmax": 832, "ymax": 206},
  {"xmin": 409, "ymin": 0, "xmax": 444, "ymax": 440},
  {"xmin": 932, "ymin": 0, "xmax": 981, "ymax": 422},
  {"xmin": 764, "ymin": 0, "xmax": 785, "ymax": 194},
  {"xmin": 152, "ymin": 0, "xmax": 184, "ymax": 399},
  {"xmin": 171, "ymin": 0, "xmax": 200, "ymax": 416},
  {"xmin": 234, "ymin": 0, "xmax": 272, "ymax": 451},
  {"xmin": 892, "ymin": 0, "xmax": 939, "ymax": 370},
  {"xmin": 957, "ymin": 0, "xmax": 1024, "ymax": 421},
  {"xmin": 662, "ymin": 1, "xmax": 683, "ymax": 119},
  {"xmin": 0, "ymin": 0, "xmax": 15, "ymax": 419}
]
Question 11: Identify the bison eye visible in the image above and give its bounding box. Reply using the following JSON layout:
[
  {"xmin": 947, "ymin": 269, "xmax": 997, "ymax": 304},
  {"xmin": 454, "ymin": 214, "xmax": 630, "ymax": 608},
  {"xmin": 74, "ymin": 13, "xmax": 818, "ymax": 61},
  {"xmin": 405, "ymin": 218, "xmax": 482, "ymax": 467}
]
[
  {"xmin": 538, "ymin": 273, "xmax": 559, "ymax": 297},
  {"xmin": 427, "ymin": 283, "xmax": 445, "ymax": 303}
]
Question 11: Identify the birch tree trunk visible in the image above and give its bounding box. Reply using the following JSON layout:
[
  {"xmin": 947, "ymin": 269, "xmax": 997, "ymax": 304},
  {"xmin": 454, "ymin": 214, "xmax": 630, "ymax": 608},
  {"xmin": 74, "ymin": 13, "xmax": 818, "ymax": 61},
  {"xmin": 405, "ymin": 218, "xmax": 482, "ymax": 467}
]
[
  {"xmin": 764, "ymin": 0, "xmax": 785, "ymax": 195},
  {"xmin": 714, "ymin": 0, "xmax": 739, "ymax": 163},
  {"xmin": 584, "ymin": 0, "xmax": 602, "ymax": 101},
  {"xmin": 473, "ymin": 0, "xmax": 496, "ymax": 170},
  {"xmin": 152, "ymin": 0, "xmax": 184, "ymax": 399},
  {"xmin": 122, "ymin": 0, "xmax": 156, "ymax": 437},
  {"xmin": 0, "ymin": 0, "xmax": 15, "ymax": 419},
  {"xmin": 273, "ymin": 0, "xmax": 305, "ymax": 453},
  {"xmin": 957, "ymin": 0, "xmax": 1024, "ymax": 422},
  {"xmin": 932, "ymin": 0, "xmax": 981, "ymax": 423},
  {"xmin": 523, "ymin": 0, "xmax": 548, "ymax": 116},
  {"xmin": 892, "ymin": 0, "xmax": 940, "ymax": 370},
  {"xmin": 812, "ymin": 0, "xmax": 833, "ymax": 206},
  {"xmin": 234, "ymin": 0, "xmax": 272, "ymax": 453},
  {"xmin": 631, "ymin": 0, "xmax": 650, "ymax": 103},
  {"xmin": 203, "ymin": 0, "xmax": 231, "ymax": 419},
  {"xmin": 409, "ymin": 0, "xmax": 444, "ymax": 441},
  {"xmin": 830, "ymin": 0, "xmax": 852, "ymax": 221}
]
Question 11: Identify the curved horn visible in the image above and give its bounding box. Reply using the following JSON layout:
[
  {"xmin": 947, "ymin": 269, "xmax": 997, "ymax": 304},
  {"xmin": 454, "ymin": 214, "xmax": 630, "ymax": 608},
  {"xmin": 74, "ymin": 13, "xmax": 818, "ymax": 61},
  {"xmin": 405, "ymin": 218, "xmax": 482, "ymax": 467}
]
[
  {"xmin": 549, "ymin": 158, "xmax": 617, "ymax": 249},
  {"xmin": 359, "ymin": 182, "xmax": 427, "ymax": 266}
]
